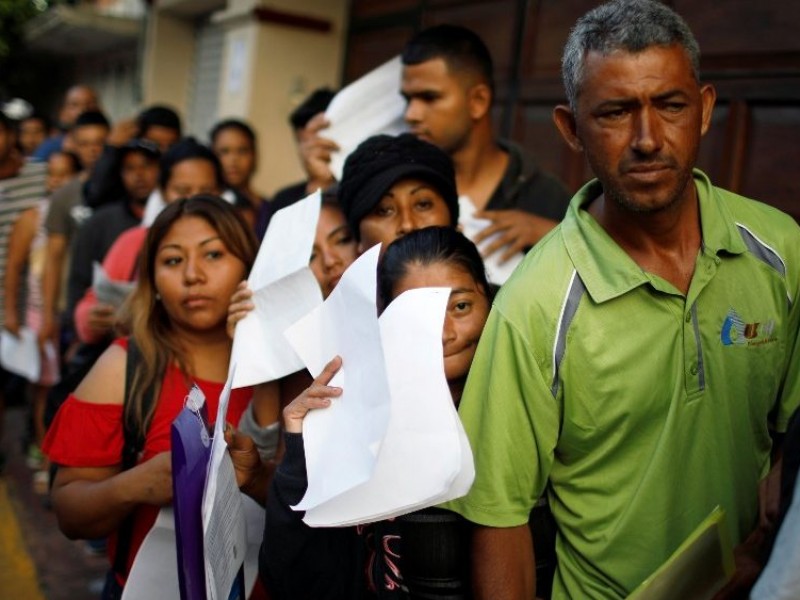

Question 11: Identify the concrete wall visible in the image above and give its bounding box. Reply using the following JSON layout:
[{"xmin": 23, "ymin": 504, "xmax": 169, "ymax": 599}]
[
  {"xmin": 216, "ymin": 0, "xmax": 348, "ymax": 195},
  {"xmin": 141, "ymin": 10, "xmax": 195, "ymax": 114},
  {"xmin": 141, "ymin": 0, "xmax": 348, "ymax": 196}
]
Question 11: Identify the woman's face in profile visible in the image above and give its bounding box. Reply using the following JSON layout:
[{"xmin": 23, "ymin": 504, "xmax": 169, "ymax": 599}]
[
  {"xmin": 309, "ymin": 204, "xmax": 358, "ymax": 298},
  {"xmin": 391, "ymin": 260, "xmax": 489, "ymax": 382},
  {"xmin": 154, "ymin": 215, "xmax": 247, "ymax": 335}
]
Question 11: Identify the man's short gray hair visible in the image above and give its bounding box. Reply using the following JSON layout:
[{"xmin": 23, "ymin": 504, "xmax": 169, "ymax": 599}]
[{"xmin": 561, "ymin": 0, "xmax": 700, "ymax": 111}]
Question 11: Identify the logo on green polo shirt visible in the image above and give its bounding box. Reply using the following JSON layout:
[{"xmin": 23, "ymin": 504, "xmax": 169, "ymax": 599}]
[{"xmin": 721, "ymin": 308, "xmax": 776, "ymax": 347}]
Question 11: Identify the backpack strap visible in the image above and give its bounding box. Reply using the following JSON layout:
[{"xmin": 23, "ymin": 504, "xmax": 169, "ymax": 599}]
[{"xmin": 112, "ymin": 338, "xmax": 157, "ymax": 581}]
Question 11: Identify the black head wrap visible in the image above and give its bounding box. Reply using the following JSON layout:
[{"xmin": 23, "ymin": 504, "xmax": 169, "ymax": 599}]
[{"xmin": 338, "ymin": 133, "xmax": 459, "ymax": 239}]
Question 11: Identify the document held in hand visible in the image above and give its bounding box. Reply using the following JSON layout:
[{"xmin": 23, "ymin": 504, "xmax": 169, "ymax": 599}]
[
  {"xmin": 0, "ymin": 327, "xmax": 41, "ymax": 382},
  {"xmin": 92, "ymin": 261, "xmax": 136, "ymax": 307},
  {"xmin": 171, "ymin": 385, "xmax": 213, "ymax": 600},
  {"xmin": 202, "ymin": 367, "xmax": 261, "ymax": 600},
  {"xmin": 122, "ymin": 381, "xmax": 260, "ymax": 600},
  {"xmin": 324, "ymin": 55, "xmax": 408, "ymax": 181},
  {"xmin": 458, "ymin": 196, "xmax": 523, "ymax": 285},
  {"xmin": 229, "ymin": 191, "xmax": 324, "ymax": 388},
  {"xmin": 284, "ymin": 246, "xmax": 474, "ymax": 526},
  {"xmin": 628, "ymin": 506, "xmax": 734, "ymax": 600}
]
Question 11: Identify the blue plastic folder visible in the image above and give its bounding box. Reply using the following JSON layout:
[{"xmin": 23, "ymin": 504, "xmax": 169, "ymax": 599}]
[{"xmin": 171, "ymin": 391, "xmax": 212, "ymax": 600}]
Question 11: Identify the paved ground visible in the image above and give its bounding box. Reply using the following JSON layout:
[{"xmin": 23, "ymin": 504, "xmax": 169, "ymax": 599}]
[{"xmin": 0, "ymin": 404, "xmax": 108, "ymax": 600}]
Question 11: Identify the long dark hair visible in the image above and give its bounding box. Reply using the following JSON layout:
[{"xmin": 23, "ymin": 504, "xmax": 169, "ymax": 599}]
[
  {"xmin": 121, "ymin": 194, "xmax": 258, "ymax": 435},
  {"xmin": 378, "ymin": 226, "xmax": 491, "ymax": 310}
]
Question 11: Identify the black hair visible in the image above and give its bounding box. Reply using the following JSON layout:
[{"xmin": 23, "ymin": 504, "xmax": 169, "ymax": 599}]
[
  {"xmin": 289, "ymin": 88, "xmax": 336, "ymax": 130},
  {"xmin": 401, "ymin": 24, "xmax": 495, "ymax": 96},
  {"xmin": 137, "ymin": 105, "xmax": 182, "ymax": 137},
  {"xmin": 338, "ymin": 133, "xmax": 459, "ymax": 240},
  {"xmin": 378, "ymin": 226, "xmax": 492, "ymax": 310},
  {"xmin": 561, "ymin": 0, "xmax": 701, "ymax": 112},
  {"xmin": 73, "ymin": 110, "xmax": 110, "ymax": 129},
  {"xmin": 158, "ymin": 136, "xmax": 225, "ymax": 191},
  {"xmin": 209, "ymin": 118, "xmax": 257, "ymax": 148},
  {"xmin": 23, "ymin": 111, "xmax": 51, "ymax": 132},
  {"xmin": 50, "ymin": 150, "xmax": 81, "ymax": 173}
]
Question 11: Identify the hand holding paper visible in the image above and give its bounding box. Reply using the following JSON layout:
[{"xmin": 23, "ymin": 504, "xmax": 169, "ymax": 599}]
[
  {"xmin": 284, "ymin": 246, "xmax": 474, "ymax": 526},
  {"xmin": 286, "ymin": 245, "xmax": 391, "ymax": 511},
  {"xmin": 324, "ymin": 56, "xmax": 408, "ymax": 181},
  {"xmin": 92, "ymin": 261, "xmax": 136, "ymax": 307},
  {"xmin": 281, "ymin": 355, "xmax": 343, "ymax": 435},
  {"xmin": 458, "ymin": 196, "xmax": 523, "ymax": 285},
  {"xmin": 229, "ymin": 191, "xmax": 324, "ymax": 388},
  {"xmin": 203, "ymin": 366, "xmax": 263, "ymax": 600}
]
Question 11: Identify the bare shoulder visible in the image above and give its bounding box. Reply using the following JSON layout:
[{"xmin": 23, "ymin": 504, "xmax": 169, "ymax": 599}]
[{"xmin": 72, "ymin": 343, "xmax": 127, "ymax": 406}]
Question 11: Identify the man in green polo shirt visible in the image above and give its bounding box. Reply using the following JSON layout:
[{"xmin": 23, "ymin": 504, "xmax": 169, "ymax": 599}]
[{"xmin": 447, "ymin": 1, "xmax": 800, "ymax": 598}]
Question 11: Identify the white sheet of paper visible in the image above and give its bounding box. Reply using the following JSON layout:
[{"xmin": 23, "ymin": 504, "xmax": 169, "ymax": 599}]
[
  {"xmin": 141, "ymin": 188, "xmax": 165, "ymax": 228},
  {"xmin": 92, "ymin": 261, "xmax": 136, "ymax": 307},
  {"xmin": 230, "ymin": 191, "xmax": 324, "ymax": 388},
  {"xmin": 121, "ymin": 502, "xmax": 262, "ymax": 600},
  {"xmin": 285, "ymin": 246, "xmax": 392, "ymax": 511},
  {"xmin": 302, "ymin": 287, "xmax": 474, "ymax": 526},
  {"xmin": 0, "ymin": 327, "xmax": 40, "ymax": 382},
  {"xmin": 242, "ymin": 495, "xmax": 266, "ymax": 593},
  {"xmin": 121, "ymin": 507, "xmax": 179, "ymax": 600},
  {"xmin": 458, "ymin": 196, "xmax": 523, "ymax": 285},
  {"xmin": 202, "ymin": 369, "xmax": 251, "ymax": 600},
  {"xmin": 324, "ymin": 56, "xmax": 408, "ymax": 181}
]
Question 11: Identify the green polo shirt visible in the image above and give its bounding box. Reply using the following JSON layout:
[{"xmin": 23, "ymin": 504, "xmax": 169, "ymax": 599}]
[{"xmin": 449, "ymin": 170, "xmax": 800, "ymax": 599}]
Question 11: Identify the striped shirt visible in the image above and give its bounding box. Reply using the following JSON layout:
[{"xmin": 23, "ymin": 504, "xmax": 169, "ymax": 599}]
[{"xmin": 0, "ymin": 160, "xmax": 47, "ymax": 324}]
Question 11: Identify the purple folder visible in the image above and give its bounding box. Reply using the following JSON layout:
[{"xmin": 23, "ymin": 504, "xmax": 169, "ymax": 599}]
[{"xmin": 171, "ymin": 399, "xmax": 211, "ymax": 600}]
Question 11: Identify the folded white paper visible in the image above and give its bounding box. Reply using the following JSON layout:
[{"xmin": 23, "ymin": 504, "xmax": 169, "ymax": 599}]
[
  {"xmin": 141, "ymin": 188, "xmax": 165, "ymax": 228},
  {"xmin": 284, "ymin": 247, "xmax": 474, "ymax": 526},
  {"xmin": 286, "ymin": 245, "xmax": 391, "ymax": 512},
  {"xmin": 302, "ymin": 287, "xmax": 474, "ymax": 527},
  {"xmin": 203, "ymin": 367, "xmax": 263, "ymax": 600},
  {"xmin": 92, "ymin": 261, "xmax": 136, "ymax": 307},
  {"xmin": 0, "ymin": 327, "xmax": 40, "ymax": 382},
  {"xmin": 458, "ymin": 195, "xmax": 523, "ymax": 285},
  {"xmin": 325, "ymin": 56, "xmax": 408, "ymax": 181},
  {"xmin": 230, "ymin": 191, "xmax": 324, "ymax": 388},
  {"xmin": 121, "ymin": 504, "xmax": 262, "ymax": 600}
]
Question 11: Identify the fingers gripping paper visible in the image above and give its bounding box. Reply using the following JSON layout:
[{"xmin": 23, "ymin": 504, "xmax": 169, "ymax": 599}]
[
  {"xmin": 285, "ymin": 246, "xmax": 392, "ymax": 511},
  {"xmin": 230, "ymin": 191, "xmax": 324, "ymax": 388},
  {"xmin": 284, "ymin": 246, "xmax": 474, "ymax": 526},
  {"xmin": 458, "ymin": 196, "xmax": 523, "ymax": 285}
]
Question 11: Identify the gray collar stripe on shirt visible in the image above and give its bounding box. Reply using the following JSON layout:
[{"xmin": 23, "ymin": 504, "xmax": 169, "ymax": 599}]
[{"xmin": 551, "ymin": 269, "xmax": 586, "ymax": 397}]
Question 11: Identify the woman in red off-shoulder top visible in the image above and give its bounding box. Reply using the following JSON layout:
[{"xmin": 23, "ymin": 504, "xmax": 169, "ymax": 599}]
[{"xmin": 43, "ymin": 195, "xmax": 280, "ymax": 593}]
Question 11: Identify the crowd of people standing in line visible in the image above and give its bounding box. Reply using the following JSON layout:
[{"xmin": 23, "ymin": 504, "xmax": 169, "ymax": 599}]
[{"xmin": 0, "ymin": 1, "xmax": 799, "ymax": 599}]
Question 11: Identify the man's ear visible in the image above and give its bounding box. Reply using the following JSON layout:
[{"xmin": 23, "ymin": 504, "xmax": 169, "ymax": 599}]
[
  {"xmin": 699, "ymin": 83, "xmax": 717, "ymax": 137},
  {"xmin": 468, "ymin": 83, "xmax": 492, "ymax": 121},
  {"xmin": 553, "ymin": 104, "xmax": 583, "ymax": 153}
]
